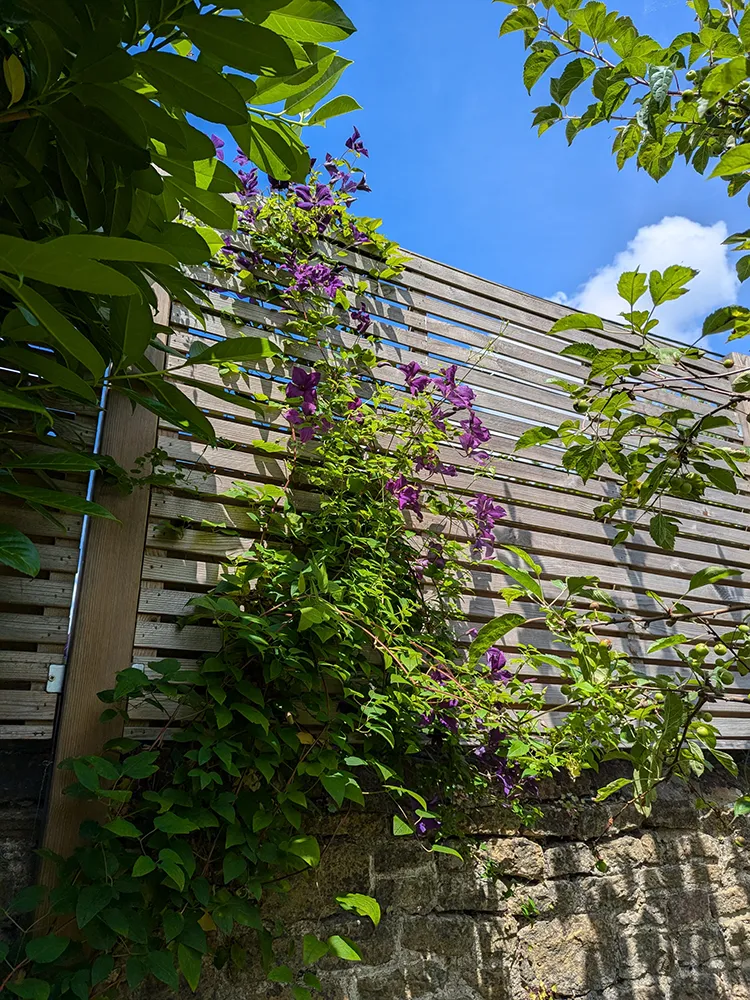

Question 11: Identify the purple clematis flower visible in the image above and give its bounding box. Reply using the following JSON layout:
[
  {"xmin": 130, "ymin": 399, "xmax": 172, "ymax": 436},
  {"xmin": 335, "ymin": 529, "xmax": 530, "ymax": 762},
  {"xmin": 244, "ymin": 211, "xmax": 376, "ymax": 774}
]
[
  {"xmin": 386, "ymin": 474, "xmax": 422, "ymax": 519},
  {"xmin": 234, "ymin": 147, "xmax": 250, "ymax": 166},
  {"xmin": 285, "ymin": 367, "xmax": 321, "ymax": 415},
  {"xmin": 283, "ymin": 258, "xmax": 344, "ymax": 298},
  {"xmin": 294, "ymin": 182, "xmax": 335, "ymax": 211},
  {"xmin": 356, "ymin": 173, "xmax": 371, "ymax": 192},
  {"xmin": 486, "ymin": 647, "xmax": 512, "ymax": 683},
  {"xmin": 237, "ymin": 168, "xmax": 259, "ymax": 204},
  {"xmin": 398, "ymin": 361, "xmax": 431, "ymax": 395},
  {"xmin": 466, "ymin": 627, "xmax": 478, "ymax": 640},
  {"xmin": 459, "ymin": 412, "xmax": 491, "ymax": 458},
  {"xmin": 414, "ymin": 449, "xmax": 457, "ymax": 478},
  {"xmin": 467, "ymin": 493, "xmax": 507, "ymax": 559},
  {"xmin": 350, "ymin": 307, "xmax": 371, "ymax": 334},
  {"xmin": 415, "ymin": 815, "xmax": 441, "ymax": 836},
  {"xmin": 347, "ymin": 397, "xmax": 363, "ymax": 423},
  {"xmin": 269, "ymin": 175, "xmax": 289, "ymax": 190},
  {"xmin": 345, "ymin": 126, "xmax": 369, "ymax": 157},
  {"xmin": 349, "ymin": 225, "xmax": 369, "ymax": 245},
  {"xmin": 211, "ymin": 134, "xmax": 225, "ymax": 161}
]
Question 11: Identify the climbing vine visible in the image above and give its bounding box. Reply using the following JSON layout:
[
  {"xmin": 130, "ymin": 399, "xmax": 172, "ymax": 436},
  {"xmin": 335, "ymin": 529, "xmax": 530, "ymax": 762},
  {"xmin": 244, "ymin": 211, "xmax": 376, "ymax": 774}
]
[{"xmin": 2, "ymin": 132, "xmax": 749, "ymax": 999}]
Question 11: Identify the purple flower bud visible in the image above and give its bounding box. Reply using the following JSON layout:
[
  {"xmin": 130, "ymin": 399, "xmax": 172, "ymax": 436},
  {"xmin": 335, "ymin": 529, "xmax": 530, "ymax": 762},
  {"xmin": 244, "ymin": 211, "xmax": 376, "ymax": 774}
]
[
  {"xmin": 345, "ymin": 126, "xmax": 369, "ymax": 157},
  {"xmin": 211, "ymin": 134, "xmax": 225, "ymax": 161}
]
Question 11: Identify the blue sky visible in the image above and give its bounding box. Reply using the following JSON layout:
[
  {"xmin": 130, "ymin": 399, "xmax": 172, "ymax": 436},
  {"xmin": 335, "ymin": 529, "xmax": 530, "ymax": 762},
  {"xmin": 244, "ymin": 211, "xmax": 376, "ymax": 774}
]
[{"xmin": 303, "ymin": 0, "xmax": 750, "ymax": 346}]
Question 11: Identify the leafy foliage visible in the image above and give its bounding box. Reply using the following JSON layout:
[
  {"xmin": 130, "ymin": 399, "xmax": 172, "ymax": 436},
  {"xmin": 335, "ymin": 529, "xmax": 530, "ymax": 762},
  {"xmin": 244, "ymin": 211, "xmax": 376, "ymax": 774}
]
[{"xmin": 0, "ymin": 0, "xmax": 360, "ymax": 573}]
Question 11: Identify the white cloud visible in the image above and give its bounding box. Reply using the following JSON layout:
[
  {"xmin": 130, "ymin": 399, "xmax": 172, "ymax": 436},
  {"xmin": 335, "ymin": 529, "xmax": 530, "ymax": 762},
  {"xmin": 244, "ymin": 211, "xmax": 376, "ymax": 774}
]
[{"xmin": 552, "ymin": 216, "xmax": 738, "ymax": 342}]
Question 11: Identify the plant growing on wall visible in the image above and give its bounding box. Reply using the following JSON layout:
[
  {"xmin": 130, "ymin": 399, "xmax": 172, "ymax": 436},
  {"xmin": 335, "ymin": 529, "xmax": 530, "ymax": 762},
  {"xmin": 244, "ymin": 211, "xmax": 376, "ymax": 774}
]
[{"xmin": 0, "ymin": 0, "xmax": 361, "ymax": 576}]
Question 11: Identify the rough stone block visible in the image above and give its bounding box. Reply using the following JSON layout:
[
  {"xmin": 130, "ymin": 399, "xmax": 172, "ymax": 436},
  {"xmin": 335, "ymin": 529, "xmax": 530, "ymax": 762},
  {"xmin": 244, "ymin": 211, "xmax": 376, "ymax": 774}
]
[
  {"xmin": 374, "ymin": 871, "xmax": 437, "ymax": 915},
  {"xmin": 483, "ymin": 837, "xmax": 545, "ymax": 881},
  {"xmin": 544, "ymin": 842, "xmax": 596, "ymax": 878},
  {"xmin": 356, "ymin": 960, "xmax": 447, "ymax": 999},
  {"xmin": 597, "ymin": 835, "xmax": 652, "ymax": 872},
  {"xmin": 401, "ymin": 914, "xmax": 478, "ymax": 959},
  {"xmin": 517, "ymin": 913, "xmax": 618, "ymax": 996}
]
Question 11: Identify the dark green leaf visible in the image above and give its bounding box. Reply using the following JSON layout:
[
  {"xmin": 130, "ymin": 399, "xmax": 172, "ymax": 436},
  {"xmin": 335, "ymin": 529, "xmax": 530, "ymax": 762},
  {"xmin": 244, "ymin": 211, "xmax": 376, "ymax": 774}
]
[
  {"xmin": 178, "ymin": 944, "xmax": 202, "ymax": 992},
  {"xmin": 76, "ymin": 884, "xmax": 115, "ymax": 928},
  {"xmin": 147, "ymin": 950, "xmax": 179, "ymax": 992},
  {"xmin": 303, "ymin": 933, "xmax": 330, "ymax": 964},
  {"xmin": 0, "ymin": 525, "xmax": 40, "ymax": 577},
  {"xmin": 25, "ymin": 935, "xmax": 70, "ymax": 964},
  {"xmin": 0, "ymin": 484, "xmax": 116, "ymax": 520},
  {"xmin": 686, "ymin": 566, "xmax": 742, "ymax": 593},
  {"xmin": 467, "ymin": 613, "xmax": 526, "ymax": 668},
  {"xmin": 178, "ymin": 14, "xmax": 296, "ymax": 77},
  {"xmin": 135, "ymin": 52, "xmax": 247, "ymax": 126}
]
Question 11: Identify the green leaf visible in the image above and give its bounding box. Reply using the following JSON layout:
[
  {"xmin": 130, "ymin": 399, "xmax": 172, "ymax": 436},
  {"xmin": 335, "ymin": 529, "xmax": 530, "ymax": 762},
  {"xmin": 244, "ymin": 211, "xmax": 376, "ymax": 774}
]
[
  {"xmin": 392, "ymin": 815, "xmax": 413, "ymax": 836},
  {"xmin": 551, "ymin": 56, "xmax": 596, "ymax": 105},
  {"xmin": 499, "ymin": 6, "xmax": 539, "ymax": 35},
  {"xmin": 648, "ymin": 63, "xmax": 673, "ymax": 106},
  {"xmin": 549, "ymin": 311, "xmax": 604, "ymax": 334},
  {"xmin": 686, "ymin": 566, "xmax": 742, "ymax": 593},
  {"xmin": 133, "ymin": 856, "xmax": 156, "ymax": 877},
  {"xmin": 231, "ymin": 115, "xmax": 310, "ymax": 181},
  {"xmin": 0, "ymin": 277, "xmax": 106, "ymax": 377},
  {"xmin": 0, "ymin": 484, "xmax": 116, "ymax": 520},
  {"xmin": 0, "ymin": 235, "xmax": 139, "ymax": 297},
  {"xmin": 514, "ymin": 426, "xmax": 558, "ymax": 451},
  {"xmin": 303, "ymin": 933, "xmax": 331, "ymax": 964},
  {"xmin": 484, "ymin": 558, "xmax": 542, "ymax": 600},
  {"xmin": 147, "ymin": 950, "xmax": 179, "ymax": 992},
  {"xmin": 6, "ymin": 979, "xmax": 50, "ymax": 1000},
  {"xmin": 701, "ymin": 56, "xmax": 746, "ymax": 104},
  {"xmin": 593, "ymin": 777, "xmax": 633, "ymax": 802},
  {"xmin": 76, "ymin": 884, "xmax": 115, "ymax": 928},
  {"xmin": 25, "ymin": 935, "xmax": 69, "ymax": 964},
  {"xmin": 55, "ymin": 235, "xmax": 178, "ymax": 266},
  {"xmin": 10, "ymin": 885, "xmax": 45, "ymax": 913},
  {"xmin": 268, "ymin": 966, "xmax": 294, "ymax": 984},
  {"xmin": 257, "ymin": 0, "xmax": 356, "ymax": 42},
  {"xmin": 649, "ymin": 265, "xmax": 697, "ymax": 306},
  {"xmin": 104, "ymin": 818, "xmax": 141, "ymax": 838},
  {"xmin": 162, "ymin": 174, "xmax": 236, "ymax": 230},
  {"xmin": 0, "ymin": 345, "xmax": 98, "ymax": 403},
  {"xmin": 649, "ymin": 513, "xmax": 678, "ymax": 551},
  {"xmin": 467, "ymin": 613, "xmax": 526, "ymax": 668},
  {"xmin": 523, "ymin": 43, "xmax": 559, "ymax": 92},
  {"xmin": 4, "ymin": 452, "xmax": 99, "ymax": 472},
  {"xmin": 0, "ymin": 387, "xmax": 53, "ymax": 419},
  {"xmin": 286, "ymin": 834, "xmax": 320, "ymax": 866},
  {"xmin": 145, "ymin": 224, "xmax": 213, "ymax": 265},
  {"xmin": 0, "ymin": 525, "xmax": 40, "ymax": 577},
  {"xmin": 429, "ymin": 843, "xmax": 463, "ymax": 860},
  {"xmin": 617, "ymin": 270, "xmax": 648, "ymax": 305},
  {"xmin": 92, "ymin": 954, "xmax": 114, "ymax": 987},
  {"xmin": 734, "ymin": 794, "xmax": 750, "ymax": 817},
  {"xmin": 326, "ymin": 935, "xmax": 362, "ymax": 961},
  {"xmin": 647, "ymin": 634, "xmax": 688, "ymax": 654},
  {"xmin": 710, "ymin": 143, "xmax": 750, "ymax": 179},
  {"xmin": 178, "ymin": 944, "xmax": 202, "ymax": 992},
  {"xmin": 185, "ymin": 335, "xmax": 282, "ymax": 365},
  {"xmin": 178, "ymin": 14, "xmax": 296, "ymax": 76},
  {"xmin": 154, "ymin": 813, "xmax": 200, "ymax": 834},
  {"xmin": 336, "ymin": 893, "xmax": 381, "ymax": 926},
  {"xmin": 308, "ymin": 94, "xmax": 362, "ymax": 125},
  {"xmin": 134, "ymin": 52, "xmax": 247, "ymax": 126}
]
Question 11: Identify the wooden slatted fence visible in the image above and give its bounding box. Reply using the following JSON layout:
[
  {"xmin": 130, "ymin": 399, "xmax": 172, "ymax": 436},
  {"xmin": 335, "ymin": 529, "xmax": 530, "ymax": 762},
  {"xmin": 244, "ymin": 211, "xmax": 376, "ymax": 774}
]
[{"xmin": 4, "ymin": 249, "xmax": 750, "ymax": 747}]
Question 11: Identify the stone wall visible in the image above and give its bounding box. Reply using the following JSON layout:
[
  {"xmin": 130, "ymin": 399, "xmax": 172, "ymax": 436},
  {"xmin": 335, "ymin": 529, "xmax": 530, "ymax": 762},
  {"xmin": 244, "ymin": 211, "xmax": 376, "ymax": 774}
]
[
  {"xmin": 0, "ymin": 741, "xmax": 52, "ymax": 934},
  {"xmin": 202, "ymin": 763, "xmax": 750, "ymax": 1000},
  {"xmin": 3, "ymin": 752, "xmax": 750, "ymax": 1000}
]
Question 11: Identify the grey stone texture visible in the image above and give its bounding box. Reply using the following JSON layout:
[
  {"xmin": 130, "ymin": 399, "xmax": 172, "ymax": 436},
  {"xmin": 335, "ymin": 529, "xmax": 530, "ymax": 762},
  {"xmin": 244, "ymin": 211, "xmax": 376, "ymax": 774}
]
[{"xmin": 3, "ymin": 752, "xmax": 750, "ymax": 999}]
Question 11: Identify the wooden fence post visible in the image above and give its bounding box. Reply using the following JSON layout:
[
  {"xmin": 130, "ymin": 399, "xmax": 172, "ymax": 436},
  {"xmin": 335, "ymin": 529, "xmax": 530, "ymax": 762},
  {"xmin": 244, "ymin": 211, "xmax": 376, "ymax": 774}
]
[
  {"xmin": 39, "ymin": 290, "xmax": 169, "ymax": 877},
  {"xmin": 730, "ymin": 352, "xmax": 750, "ymax": 450}
]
